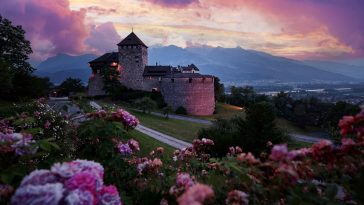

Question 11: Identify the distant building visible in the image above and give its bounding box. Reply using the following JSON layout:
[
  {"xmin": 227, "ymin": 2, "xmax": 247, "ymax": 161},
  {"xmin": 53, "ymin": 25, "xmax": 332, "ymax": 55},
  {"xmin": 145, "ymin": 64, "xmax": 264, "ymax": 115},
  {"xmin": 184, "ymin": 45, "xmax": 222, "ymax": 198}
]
[{"xmin": 88, "ymin": 32, "xmax": 215, "ymax": 116}]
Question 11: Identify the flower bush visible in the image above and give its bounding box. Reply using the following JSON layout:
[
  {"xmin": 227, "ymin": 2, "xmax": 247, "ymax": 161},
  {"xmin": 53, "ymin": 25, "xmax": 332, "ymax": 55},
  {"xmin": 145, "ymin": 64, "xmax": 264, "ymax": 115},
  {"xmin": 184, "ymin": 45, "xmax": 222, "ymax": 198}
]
[
  {"xmin": 2, "ymin": 99, "xmax": 364, "ymax": 205},
  {"xmin": 87, "ymin": 109, "xmax": 139, "ymax": 131},
  {"xmin": 11, "ymin": 159, "xmax": 122, "ymax": 205}
]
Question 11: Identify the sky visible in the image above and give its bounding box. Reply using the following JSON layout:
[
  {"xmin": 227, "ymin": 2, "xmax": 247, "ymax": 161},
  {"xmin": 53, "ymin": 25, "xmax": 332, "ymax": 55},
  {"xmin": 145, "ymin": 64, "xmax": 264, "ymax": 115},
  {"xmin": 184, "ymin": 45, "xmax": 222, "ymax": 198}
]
[{"xmin": 1, "ymin": 0, "xmax": 363, "ymax": 62}]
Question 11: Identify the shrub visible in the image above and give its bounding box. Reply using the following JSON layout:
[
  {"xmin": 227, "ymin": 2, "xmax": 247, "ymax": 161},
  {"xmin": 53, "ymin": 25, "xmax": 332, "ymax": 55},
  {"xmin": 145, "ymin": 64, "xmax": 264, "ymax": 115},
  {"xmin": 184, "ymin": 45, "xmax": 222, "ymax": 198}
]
[
  {"xmin": 57, "ymin": 77, "xmax": 84, "ymax": 96},
  {"xmin": 175, "ymin": 106, "xmax": 187, "ymax": 115},
  {"xmin": 199, "ymin": 102, "xmax": 287, "ymax": 156},
  {"xmin": 134, "ymin": 97, "xmax": 157, "ymax": 113}
]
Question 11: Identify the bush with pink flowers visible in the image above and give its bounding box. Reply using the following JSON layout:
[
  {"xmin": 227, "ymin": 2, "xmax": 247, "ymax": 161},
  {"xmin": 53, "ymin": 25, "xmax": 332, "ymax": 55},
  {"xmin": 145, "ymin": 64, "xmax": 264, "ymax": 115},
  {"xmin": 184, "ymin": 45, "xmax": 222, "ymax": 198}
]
[{"xmin": 11, "ymin": 159, "xmax": 122, "ymax": 205}]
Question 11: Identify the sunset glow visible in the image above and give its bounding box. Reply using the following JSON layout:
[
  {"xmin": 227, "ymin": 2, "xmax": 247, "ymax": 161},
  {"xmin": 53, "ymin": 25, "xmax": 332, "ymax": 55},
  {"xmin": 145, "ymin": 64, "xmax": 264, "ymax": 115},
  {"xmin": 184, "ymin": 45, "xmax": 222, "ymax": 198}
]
[{"xmin": 1, "ymin": 0, "xmax": 363, "ymax": 61}]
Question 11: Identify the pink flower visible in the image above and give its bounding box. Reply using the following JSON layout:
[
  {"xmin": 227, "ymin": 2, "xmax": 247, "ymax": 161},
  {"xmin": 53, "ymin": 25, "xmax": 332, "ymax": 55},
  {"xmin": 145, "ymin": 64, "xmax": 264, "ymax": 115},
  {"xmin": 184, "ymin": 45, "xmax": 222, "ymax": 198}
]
[
  {"xmin": 176, "ymin": 173, "xmax": 195, "ymax": 188},
  {"xmin": 341, "ymin": 138, "xmax": 356, "ymax": 152},
  {"xmin": 270, "ymin": 144, "xmax": 288, "ymax": 161},
  {"xmin": 156, "ymin": 147, "xmax": 165, "ymax": 154},
  {"xmin": 152, "ymin": 158, "xmax": 163, "ymax": 167},
  {"xmin": 177, "ymin": 183, "xmax": 214, "ymax": 205},
  {"xmin": 127, "ymin": 139, "xmax": 140, "ymax": 152},
  {"xmin": 237, "ymin": 152, "xmax": 259, "ymax": 164},
  {"xmin": 287, "ymin": 148, "xmax": 312, "ymax": 160},
  {"xmin": 64, "ymin": 172, "xmax": 99, "ymax": 198},
  {"xmin": 98, "ymin": 185, "xmax": 122, "ymax": 205},
  {"xmin": 44, "ymin": 120, "xmax": 51, "ymax": 129},
  {"xmin": 226, "ymin": 190, "xmax": 249, "ymax": 205}
]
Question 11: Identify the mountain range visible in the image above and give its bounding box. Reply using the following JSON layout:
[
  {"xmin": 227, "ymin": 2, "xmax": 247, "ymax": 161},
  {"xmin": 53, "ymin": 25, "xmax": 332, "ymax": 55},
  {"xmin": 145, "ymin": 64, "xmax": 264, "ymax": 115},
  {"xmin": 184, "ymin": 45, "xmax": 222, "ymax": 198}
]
[{"xmin": 34, "ymin": 46, "xmax": 364, "ymax": 85}]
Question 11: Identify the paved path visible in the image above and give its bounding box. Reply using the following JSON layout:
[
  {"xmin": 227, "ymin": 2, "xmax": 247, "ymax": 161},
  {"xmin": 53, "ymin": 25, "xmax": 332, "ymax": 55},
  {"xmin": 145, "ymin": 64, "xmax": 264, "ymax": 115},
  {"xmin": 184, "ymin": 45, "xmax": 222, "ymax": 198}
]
[
  {"xmin": 290, "ymin": 134, "xmax": 330, "ymax": 143},
  {"xmin": 135, "ymin": 125, "xmax": 191, "ymax": 149},
  {"xmin": 90, "ymin": 101, "xmax": 191, "ymax": 149}
]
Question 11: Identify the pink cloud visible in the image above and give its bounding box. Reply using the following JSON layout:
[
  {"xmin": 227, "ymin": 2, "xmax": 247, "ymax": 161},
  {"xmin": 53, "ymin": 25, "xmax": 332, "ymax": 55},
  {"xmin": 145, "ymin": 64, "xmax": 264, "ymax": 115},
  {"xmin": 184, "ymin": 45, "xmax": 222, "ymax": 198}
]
[
  {"xmin": 143, "ymin": 0, "xmax": 199, "ymax": 7},
  {"xmin": 0, "ymin": 0, "xmax": 88, "ymax": 59},
  {"xmin": 85, "ymin": 22, "xmax": 121, "ymax": 54},
  {"xmin": 208, "ymin": 0, "xmax": 364, "ymax": 59}
]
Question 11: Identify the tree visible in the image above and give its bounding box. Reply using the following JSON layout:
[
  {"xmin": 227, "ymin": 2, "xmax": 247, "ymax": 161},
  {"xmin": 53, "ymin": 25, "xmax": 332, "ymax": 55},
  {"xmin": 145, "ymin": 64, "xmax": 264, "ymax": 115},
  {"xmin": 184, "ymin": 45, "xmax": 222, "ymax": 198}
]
[
  {"xmin": 0, "ymin": 15, "xmax": 33, "ymax": 73},
  {"xmin": 134, "ymin": 97, "xmax": 157, "ymax": 113},
  {"xmin": 199, "ymin": 102, "xmax": 287, "ymax": 157},
  {"xmin": 99, "ymin": 66, "xmax": 127, "ymax": 99},
  {"xmin": 214, "ymin": 77, "xmax": 225, "ymax": 102},
  {"xmin": 58, "ymin": 78, "xmax": 84, "ymax": 96}
]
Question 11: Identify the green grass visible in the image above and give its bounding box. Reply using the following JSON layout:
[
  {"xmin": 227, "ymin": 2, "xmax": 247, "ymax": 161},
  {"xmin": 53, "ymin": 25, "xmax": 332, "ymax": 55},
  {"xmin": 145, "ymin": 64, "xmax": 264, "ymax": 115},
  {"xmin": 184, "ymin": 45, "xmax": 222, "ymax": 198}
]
[
  {"xmin": 72, "ymin": 98, "xmax": 95, "ymax": 113},
  {"xmin": 287, "ymin": 140, "xmax": 313, "ymax": 150},
  {"xmin": 129, "ymin": 110, "xmax": 209, "ymax": 142},
  {"xmin": 124, "ymin": 130, "xmax": 175, "ymax": 161}
]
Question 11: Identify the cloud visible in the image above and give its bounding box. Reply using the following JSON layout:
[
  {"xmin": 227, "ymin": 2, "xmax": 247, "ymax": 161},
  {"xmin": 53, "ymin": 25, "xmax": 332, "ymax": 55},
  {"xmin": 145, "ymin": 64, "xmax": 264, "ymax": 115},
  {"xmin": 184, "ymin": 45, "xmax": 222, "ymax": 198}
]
[
  {"xmin": 85, "ymin": 22, "xmax": 121, "ymax": 53},
  {"xmin": 0, "ymin": 0, "xmax": 88, "ymax": 59},
  {"xmin": 85, "ymin": 6, "xmax": 117, "ymax": 15},
  {"xmin": 143, "ymin": 0, "xmax": 199, "ymax": 8},
  {"xmin": 206, "ymin": 0, "xmax": 364, "ymax": 58}
]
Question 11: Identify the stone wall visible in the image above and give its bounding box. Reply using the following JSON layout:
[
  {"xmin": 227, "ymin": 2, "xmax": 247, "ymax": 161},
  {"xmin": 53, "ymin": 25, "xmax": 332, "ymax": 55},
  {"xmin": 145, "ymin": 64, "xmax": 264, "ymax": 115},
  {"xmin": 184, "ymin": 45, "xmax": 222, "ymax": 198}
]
[
  {"xmin": 142, "ymin": 77, "xmax": 161, "ymax": 91},
  {"xmin": 118, "ymin": 45, "xmax": 148, "ymax": 90},
  {"xmin": 88, "ymin": 74, "xmax": 106, "ymax": 96},
  {"xmin": 160, "ymin": 77, "xmax": 215, "ymax": 116}
]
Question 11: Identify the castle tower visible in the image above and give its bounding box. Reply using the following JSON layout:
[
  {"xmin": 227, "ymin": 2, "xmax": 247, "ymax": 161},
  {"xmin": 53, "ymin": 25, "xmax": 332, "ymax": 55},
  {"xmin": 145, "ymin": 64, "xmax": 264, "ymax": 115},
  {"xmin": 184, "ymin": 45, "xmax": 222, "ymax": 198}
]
[{"xmin": 117, "ymin": 32, "xmax": 148, "ymax": 90}]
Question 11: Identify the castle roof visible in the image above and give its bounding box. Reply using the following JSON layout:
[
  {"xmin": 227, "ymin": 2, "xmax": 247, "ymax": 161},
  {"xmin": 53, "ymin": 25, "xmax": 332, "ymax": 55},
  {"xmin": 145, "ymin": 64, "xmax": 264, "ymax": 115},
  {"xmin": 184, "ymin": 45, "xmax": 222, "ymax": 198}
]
[
  {"xmin": 117, "ymin": 32, "xmax": 148, "ymax": 48},
  {"xmin": 143, "ymin": 65, "xmax": 179, "ymax": 77},
  {"xmin": 89, "ymin": 52, "xmax": 118, "ymax": 64},
  {"xmin": 165, "ymin": 73, "xmax": 214, "ymax": 79},
  {"xmin": 180, "ymin": 64, "xmax": 199, "ymax": 71}
]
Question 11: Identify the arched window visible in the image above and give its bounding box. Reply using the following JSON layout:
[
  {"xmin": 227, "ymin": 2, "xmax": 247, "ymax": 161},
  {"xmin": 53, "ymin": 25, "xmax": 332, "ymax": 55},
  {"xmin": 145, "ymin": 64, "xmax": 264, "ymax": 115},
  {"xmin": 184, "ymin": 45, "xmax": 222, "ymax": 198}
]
[{"xmin": 189, "ymin": 78, "xmax": 192, "ymax": 83}]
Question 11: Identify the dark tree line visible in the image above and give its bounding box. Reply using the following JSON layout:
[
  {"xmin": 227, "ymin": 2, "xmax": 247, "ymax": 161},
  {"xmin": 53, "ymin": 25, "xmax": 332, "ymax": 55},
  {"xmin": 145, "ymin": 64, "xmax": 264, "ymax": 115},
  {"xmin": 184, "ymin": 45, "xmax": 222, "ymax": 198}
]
[{"xmin": 0, "ymin": 15, "xmax": 52, "ymax": 101}]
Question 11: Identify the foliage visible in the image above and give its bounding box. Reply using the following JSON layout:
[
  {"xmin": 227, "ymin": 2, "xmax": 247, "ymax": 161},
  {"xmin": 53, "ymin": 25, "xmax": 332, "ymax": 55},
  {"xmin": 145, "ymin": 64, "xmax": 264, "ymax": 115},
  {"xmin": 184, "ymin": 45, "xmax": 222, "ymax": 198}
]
[
  {"xmin": 175, "ymin": 106, "xmax": 187, "ymax": 115},
  {"xmin": 272, "ymin": 92, "xmax": 360, "ymax": 139},
  {"xmin": 225, "ymin": 86, "xmax": 269, "ymax": 108},
  {"xmin": 162, "ymin": 106, "xmax": 173, "ymax": 119},
  {"xmin": 0, "ymin": 15, "xmax": 33, "ymax": 73},
  {"xmin": 57, "ymin": 77, "xmax": 84, "ymax": 96},
  {"xmin": 214, "ymin": 77, "xmax": 225, "ymax": 102},
  {"xmin": 134, "ymin": 97, "xmax": 157, "ymax": 113},
  {"xmin": 11, "ymin": 71, "xmax": 53, "ymax": 101},
  {"xmin": 2, "ymin": 98, "xmax": 364, "ymax": 205},
  {"xmin": 199, "ymin": 102, "xmax": 287, "ymax": 156},
  {"xmin": 99, "ymin": 66, "xmax": 128, "ymax": 99}
]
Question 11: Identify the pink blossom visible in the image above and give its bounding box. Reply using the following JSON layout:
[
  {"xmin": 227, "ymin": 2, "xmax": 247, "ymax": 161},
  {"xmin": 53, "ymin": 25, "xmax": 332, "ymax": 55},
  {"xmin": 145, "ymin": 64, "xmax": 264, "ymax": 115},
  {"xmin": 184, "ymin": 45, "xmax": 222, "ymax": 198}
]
[
  {"xmin": 152, "ymin": 158, "xmax": 163, "ymax": 167},
  {"xmin": 237, "ymin": 152, "xmax": 259, "ymax": 164},
  {"xmin": 177, "ymin": 183, "xmax": 214, "ymax": 205},
  {"xmin": 64, "ymin": 172, "xmax": 99, "ymax": 198},
  {"xmin": 270, "ymin": 144, "xmax": 288, "ymax": 161},
  {"xmin": 226, "ymin": 190, "xmax": 249, "ymax": 205},
  {"xmin": 98, "ymin": 185, "xmax": 122, "ymax": 205},
  {"xmin": 44, "ymin": 120, "xmax": 51, "ymax": 129},
  {"xmin": 287, "ymin": 148, "xmax": 312, "ymax": 160},
  {"xmin": 127, "ymin": 139, "xmax": 140, "ymax": 152},
  {"xmin": 176, "ymin": 173, "xmax": 195, "ymax": 188}
]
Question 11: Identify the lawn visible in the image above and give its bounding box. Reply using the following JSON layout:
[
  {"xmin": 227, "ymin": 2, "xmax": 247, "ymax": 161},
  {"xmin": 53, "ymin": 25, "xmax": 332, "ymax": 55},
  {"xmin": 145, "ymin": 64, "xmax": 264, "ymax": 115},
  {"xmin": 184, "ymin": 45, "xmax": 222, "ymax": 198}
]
[
  {"xmin": 129, "ymin": 110, "xmax": 209, "ymax": 142},
  {"xmin": 195, "ymin": 102, "xmax": 246, "ymax": 121},
  {"xmin": 125, "ymin": 130, "xmax": 175, "ymax": 161}
]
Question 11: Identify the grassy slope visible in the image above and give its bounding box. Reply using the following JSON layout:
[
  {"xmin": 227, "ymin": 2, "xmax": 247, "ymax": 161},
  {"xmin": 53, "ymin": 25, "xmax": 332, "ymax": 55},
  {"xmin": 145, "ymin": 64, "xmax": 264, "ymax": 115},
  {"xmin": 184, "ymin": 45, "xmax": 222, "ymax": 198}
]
[
  {"xmin": 125, "ymin": 130, "xmax": 175, "ymax": 160},
  {"xmin": 129, "ymin": 110, "xmax": 209, "ymax": 142}
]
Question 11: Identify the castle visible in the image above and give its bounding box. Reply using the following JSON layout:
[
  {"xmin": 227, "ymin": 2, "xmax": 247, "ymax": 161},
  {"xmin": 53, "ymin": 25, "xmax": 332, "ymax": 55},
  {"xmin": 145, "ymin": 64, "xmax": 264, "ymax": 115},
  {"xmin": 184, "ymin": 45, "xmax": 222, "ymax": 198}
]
[{"xmin": 87, "ymin": 32, "xmax": 215, "ymax": 116}]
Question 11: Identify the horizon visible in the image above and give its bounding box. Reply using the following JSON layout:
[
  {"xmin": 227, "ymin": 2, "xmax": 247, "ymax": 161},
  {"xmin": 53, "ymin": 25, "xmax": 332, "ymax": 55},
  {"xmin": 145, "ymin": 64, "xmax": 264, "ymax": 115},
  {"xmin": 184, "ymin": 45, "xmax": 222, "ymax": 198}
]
[{"xmin": 1, "ymin": 0, "xmax": 364, "ymax": 63}]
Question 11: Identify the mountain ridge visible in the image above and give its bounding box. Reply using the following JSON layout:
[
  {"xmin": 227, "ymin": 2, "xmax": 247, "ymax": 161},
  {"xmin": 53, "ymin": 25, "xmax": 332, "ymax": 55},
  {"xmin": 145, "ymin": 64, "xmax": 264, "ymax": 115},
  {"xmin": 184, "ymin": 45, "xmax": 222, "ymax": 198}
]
[{"xmin": 35, "ymin": 46, "xmax": 360, "ymax": 85}]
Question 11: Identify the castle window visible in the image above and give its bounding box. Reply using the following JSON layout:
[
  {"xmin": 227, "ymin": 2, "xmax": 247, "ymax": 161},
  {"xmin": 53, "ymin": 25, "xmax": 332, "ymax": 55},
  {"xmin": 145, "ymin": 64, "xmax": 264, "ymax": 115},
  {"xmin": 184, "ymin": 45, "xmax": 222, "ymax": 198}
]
[
  {"xmin": 171, "ymin": 78, "xmax": 174, "ymax": 83},
  {"xmin": 189, "ymin": 78, "xmax": 192, "ymax": 83}
]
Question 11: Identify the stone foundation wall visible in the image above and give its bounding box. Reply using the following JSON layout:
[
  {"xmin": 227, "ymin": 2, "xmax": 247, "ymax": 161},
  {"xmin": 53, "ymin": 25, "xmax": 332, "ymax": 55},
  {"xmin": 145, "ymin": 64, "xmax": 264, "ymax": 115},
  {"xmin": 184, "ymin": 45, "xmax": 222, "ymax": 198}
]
[
  {"xmin": 142, "ymin": 77, "xmax": 161, "ymax": 91},
  {"xmin": 160, "ymin": 77, "xmax": 215, "ymax": 116},
  {"xmin": 88, "ymin": 74, "xmax": 106, "ymax": 96}
]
